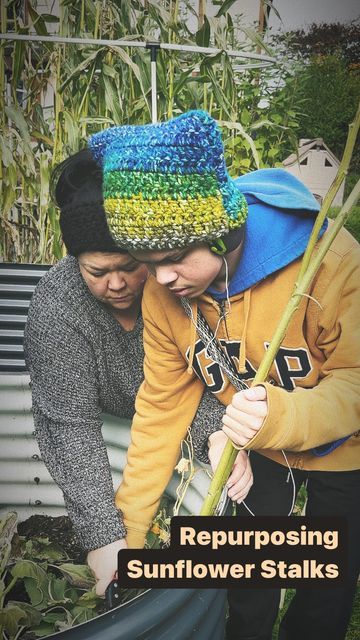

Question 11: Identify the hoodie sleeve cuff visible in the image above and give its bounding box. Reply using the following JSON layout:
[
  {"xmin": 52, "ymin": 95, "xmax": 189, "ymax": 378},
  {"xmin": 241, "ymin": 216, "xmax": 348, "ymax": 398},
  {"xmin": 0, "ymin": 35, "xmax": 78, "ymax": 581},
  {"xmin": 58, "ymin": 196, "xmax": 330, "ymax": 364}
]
[
  {"xmin": 242, "ymin": 382, "xmax": 294, "ymax": 451},
  {"xmin": 125, "ymin": 525, "xmax": 149, "ymax": 549}
]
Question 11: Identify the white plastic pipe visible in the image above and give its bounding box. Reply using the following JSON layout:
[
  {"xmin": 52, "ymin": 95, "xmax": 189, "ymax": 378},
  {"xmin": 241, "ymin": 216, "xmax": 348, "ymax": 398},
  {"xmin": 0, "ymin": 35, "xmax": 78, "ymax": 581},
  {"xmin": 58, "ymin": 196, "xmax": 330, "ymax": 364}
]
[
  {"xmin": 0, "ymin": 33, "xmax": 276, "ymax": 127},
  {"xmin": 0, "ymin": 33, "xmax": 276, "ymax": 64}
]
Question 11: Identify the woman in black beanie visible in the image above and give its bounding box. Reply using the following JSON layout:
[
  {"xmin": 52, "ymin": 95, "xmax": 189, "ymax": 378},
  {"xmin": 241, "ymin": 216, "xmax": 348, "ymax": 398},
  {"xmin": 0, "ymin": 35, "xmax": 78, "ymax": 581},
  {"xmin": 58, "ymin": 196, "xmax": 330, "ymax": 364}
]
[
  {"xmin": 24, "ymin": 149, "xmax": 239, "ymax": 597},
  {"xmin": 24, "ymin": 148, "xmax": 148, "ymax": 592}
]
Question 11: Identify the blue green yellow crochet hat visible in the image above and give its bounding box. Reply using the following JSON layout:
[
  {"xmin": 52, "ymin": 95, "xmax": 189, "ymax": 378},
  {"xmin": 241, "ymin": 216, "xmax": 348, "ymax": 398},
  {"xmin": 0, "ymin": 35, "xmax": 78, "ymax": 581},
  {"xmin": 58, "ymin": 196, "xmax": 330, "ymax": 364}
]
[{"xmin": 88, "ymin": 110, "xmax": 248, "ymax": 251}]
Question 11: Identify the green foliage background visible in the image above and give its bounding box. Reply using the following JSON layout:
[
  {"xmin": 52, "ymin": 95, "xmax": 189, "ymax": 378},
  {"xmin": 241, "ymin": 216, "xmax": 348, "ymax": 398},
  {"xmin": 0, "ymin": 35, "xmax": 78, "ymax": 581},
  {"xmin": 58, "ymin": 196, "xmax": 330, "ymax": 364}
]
[
  {"xmin": 288, "ymin": 55, "xmax": 360, "ymax": 160},
  {"xmin": 274, "ymin": 21, "xmax": 360, "ymax": 192},
  {"xmin": 0, "ymin": 0, "xmax": 302, "ymax": 263},
  {"xmin": 1, "ymin": 4, "xmax": 359, "ymax": 264}
]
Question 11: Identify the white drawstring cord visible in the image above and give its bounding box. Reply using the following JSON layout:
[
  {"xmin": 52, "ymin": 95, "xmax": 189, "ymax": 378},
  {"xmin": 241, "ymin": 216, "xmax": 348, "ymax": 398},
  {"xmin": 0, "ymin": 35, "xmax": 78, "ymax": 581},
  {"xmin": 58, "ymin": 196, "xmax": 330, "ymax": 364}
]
[
  {"xmin": 223, "ymin": 256, "xmax": 232, "ymax": 316},
  {"xmin": 240, "ymin": 450, "xmax": 297, "ymax": 517},
  {"xmin": 187, "ymin": 256, "xmax": 232, "ymax": 360},
  {"xmin": 204, "ymin": 256, "xmax": 231, "ymax": 358}
]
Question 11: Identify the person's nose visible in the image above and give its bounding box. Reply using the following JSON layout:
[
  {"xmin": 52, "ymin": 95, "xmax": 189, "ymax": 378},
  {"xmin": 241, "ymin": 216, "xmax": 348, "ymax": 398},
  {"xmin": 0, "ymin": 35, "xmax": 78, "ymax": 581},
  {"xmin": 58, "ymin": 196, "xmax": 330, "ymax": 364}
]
[
  {"xmin": 108, "ymin": 272, "xmax": 126, "ymax": 291},
  {"xmin": 154, "ymin": 265, "xmax": 178, "ymax": 286}
]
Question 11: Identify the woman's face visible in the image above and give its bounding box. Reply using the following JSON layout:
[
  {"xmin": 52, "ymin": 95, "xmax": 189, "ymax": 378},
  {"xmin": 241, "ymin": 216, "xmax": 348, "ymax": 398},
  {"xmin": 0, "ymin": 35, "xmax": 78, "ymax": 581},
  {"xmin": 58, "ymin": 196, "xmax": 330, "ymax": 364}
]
[{"xmin": 78, "ymin": 252, "xmax": 148, "ymax": 312}]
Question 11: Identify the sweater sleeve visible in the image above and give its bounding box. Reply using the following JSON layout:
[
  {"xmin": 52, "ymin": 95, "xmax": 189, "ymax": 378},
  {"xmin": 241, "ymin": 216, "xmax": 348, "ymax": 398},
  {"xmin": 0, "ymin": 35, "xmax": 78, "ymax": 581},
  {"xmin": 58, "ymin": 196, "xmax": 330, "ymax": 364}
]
[
  {"xmin": 191, "ymin": 391, "xmax": 226, "ymax": 463},
  {"xmin": 24, "ymin": 311, "xmax": 126, "ymax": 551},
  {"xmin": 115, "ymin": 291, "xmax": 205, "ymax": 548},
  {"xmin": 245, "ymin": 245, "xmax": 360, "ymax": 453}
]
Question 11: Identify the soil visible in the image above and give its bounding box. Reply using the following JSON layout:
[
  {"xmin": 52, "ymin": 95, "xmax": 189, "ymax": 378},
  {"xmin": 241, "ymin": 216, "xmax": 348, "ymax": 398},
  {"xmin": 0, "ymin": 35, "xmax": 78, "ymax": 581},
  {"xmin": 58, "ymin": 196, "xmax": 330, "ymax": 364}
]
[{"xmin": 17, "ymin": 514, "xmax": 87, "ymax": 563}]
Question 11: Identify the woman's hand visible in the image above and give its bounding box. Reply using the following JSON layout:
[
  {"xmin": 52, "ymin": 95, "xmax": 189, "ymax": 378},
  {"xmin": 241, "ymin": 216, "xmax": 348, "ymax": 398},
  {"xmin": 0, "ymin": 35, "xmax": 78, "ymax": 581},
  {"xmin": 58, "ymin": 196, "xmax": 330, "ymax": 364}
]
[
  {"xmin": 208, "ymin": 431, "xmax": 253, "ymax": 503},
  {"xmin": 87, "ymin": 538, "xmax": 128, "ymax": 595}
]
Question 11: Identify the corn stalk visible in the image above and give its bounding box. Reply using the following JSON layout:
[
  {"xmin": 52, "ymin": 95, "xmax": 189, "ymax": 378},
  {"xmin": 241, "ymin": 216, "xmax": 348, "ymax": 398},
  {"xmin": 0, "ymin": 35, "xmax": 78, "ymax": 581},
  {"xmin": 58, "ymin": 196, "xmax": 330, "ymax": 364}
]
[{"xmin": 200, "ymin": 102, "xmax": 360, "ymax": 516}]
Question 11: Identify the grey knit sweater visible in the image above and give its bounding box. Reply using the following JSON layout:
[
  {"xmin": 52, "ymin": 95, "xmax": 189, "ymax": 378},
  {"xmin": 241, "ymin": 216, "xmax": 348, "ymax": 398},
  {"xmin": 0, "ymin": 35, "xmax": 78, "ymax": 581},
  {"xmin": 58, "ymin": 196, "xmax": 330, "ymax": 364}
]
[{"xmin": 24, "ymin": 256, "xmax": 224, "ymax": 551}]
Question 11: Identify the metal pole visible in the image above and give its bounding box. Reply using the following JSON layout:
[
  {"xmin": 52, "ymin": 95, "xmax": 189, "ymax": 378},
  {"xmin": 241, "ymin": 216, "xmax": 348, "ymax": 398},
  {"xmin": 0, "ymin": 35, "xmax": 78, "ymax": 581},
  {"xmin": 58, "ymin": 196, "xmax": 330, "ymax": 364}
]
[{"xmin": 146, "ymin": 43, "xmax": 160, "ymax": 124}]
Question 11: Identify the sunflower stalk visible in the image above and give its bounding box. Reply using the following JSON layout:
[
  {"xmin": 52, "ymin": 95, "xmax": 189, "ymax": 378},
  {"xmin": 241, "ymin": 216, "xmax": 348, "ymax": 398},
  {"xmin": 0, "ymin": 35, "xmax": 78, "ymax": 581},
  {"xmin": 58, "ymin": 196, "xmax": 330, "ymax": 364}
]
[{"xmin": 200, "ymin": 103, "xmax": 360, "ymax": 516}]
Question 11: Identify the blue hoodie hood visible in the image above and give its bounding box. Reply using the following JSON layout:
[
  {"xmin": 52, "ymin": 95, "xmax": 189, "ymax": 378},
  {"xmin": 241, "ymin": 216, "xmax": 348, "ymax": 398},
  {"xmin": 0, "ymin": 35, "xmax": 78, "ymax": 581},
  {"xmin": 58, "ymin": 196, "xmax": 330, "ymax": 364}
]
[{"xmin": 207, "ymin": 168, "xmax": 326, "ymax": 300}]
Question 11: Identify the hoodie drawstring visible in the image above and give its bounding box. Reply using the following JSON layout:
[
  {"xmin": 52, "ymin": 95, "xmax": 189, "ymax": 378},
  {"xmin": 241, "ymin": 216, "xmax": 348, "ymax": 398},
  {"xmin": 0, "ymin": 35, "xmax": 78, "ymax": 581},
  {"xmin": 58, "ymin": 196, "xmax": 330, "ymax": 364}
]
[
  {"xmin": 185, "ymin": 286, "xmax": 251, "ymax": 376},
  {"xmin": 187, "ymin": 300, "xmax": 198, "ymax": 374},
  {"xmin": 238, "ymin": 288, "xmax": 251, "ymax": 373}
]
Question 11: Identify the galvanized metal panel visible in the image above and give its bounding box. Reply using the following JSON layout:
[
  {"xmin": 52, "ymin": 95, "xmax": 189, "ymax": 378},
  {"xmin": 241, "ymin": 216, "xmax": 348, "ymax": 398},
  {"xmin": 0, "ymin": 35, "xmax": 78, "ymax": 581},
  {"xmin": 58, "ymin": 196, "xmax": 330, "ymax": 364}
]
[
  {"xmin": 0, "ymin": 328, "xmax": 24, "ymax": 338},
  {"xmin": 51, "ymin": 586, "xmax": 226, "ymax": 640},
  {"xmin": 0, "ymin": 375, "xmax": 33, "ymax": 411},
  {"xmin": 0, "ymin": 263, "xmax": 49, "ymax": 373},
  {"xmin": 0, "ymin": 313, "xmax": 28, "ymax": 324},
  {"xmin": 0, "ymin": 298, "xmax": 31, "ymax": 309},
  {"xmin": 0, "ymin": 265, "xmax": 50, "ymax": 279},
  {"xmin": 0, "ymin": 459, "xmax": 56, "ymax": 483},
  {"xmin": 0, "ymin": 373, "xmax": 211, "ymax": 522},
  {"xmin": 0, "ymin": 372, "xmax": 132, "ymax": 519},
  {"xmin": 0, "ymin": 283, "xmax": 37, "ymax": 294},
  {"xmin": 0, "ymin": 344, "xmax": 24, "ymax": 352},
  {"xmin": 0, "ymin": 411, "xmax": 35, "ymax": 433}
]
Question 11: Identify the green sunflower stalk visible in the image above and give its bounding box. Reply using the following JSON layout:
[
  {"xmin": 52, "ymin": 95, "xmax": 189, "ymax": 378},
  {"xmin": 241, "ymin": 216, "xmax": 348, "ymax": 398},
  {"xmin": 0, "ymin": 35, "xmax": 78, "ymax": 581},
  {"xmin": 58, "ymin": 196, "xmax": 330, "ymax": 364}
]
[{"xmin": 200, "ymin": 101, "xmax": 360, "ymax": 517}]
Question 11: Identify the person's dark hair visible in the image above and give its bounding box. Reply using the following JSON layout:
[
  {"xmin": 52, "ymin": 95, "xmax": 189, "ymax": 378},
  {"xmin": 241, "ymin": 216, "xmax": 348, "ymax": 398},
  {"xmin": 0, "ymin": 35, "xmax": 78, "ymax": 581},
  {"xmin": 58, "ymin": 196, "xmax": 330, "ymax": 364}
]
[{"xmin": 51, "ymin": 149, "xmax": 126, "ymax": 256}]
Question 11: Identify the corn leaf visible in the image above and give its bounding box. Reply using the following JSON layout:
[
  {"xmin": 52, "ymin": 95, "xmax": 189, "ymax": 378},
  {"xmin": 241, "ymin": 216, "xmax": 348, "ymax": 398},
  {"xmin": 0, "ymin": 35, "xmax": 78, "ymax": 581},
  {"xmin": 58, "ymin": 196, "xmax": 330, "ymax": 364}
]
[
  {"xmin": 58, "ymin": 49, "xmax": 101, "ymax": 93},
  {"xmin": 196, "ymin": 16, "xmax": 211, "ymax": 48},
  {"xmin": 27, "ymin": 3, "xmax": 50, "ymax": 37},
  {"xmin": 220, "ymin": 119, "xmax": 260, "ymax": 168},
  {"xmin": 215, "ymin": 0, "xmax": 239, "ymax": 18}
]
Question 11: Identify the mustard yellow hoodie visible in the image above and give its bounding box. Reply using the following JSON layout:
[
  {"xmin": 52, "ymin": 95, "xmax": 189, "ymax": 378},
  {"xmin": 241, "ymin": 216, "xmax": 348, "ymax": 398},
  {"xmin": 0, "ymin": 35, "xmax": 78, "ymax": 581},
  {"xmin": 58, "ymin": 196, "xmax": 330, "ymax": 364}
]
[{"xmin": 116, "ymin": 223, "xmax": 360, "ymax": 548}]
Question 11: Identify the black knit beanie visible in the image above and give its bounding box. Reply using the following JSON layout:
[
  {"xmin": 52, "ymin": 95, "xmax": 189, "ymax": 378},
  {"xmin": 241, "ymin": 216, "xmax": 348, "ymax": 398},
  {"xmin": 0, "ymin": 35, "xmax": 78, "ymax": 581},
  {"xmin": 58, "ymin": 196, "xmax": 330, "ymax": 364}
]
[{"xmin": 52, "ymin": 149, "xmax": 126, "ymax": 256}]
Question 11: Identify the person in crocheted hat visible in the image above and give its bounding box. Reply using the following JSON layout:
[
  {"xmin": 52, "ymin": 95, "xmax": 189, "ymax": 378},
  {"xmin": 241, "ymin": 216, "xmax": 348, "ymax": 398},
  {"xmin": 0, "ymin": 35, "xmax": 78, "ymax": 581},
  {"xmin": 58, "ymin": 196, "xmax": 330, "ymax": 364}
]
[{"xmin": 89, "ymin": 111, "xmax": 360, "ymax": 640}]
